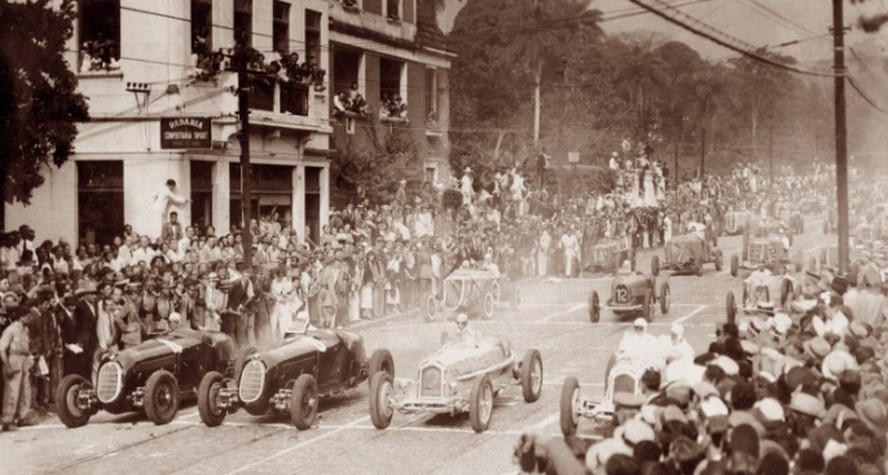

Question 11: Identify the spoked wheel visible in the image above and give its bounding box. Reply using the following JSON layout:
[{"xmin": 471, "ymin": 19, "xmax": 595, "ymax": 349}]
[
  {"xmin": 469, "ymin": 375, "xmax": 494, "ymax": 433},
  {"xmin": 197, "ymin": 371, "xmax": 229, "ymax": 427},
  {"xmin": 482, "ymin": 292, "xmax": 495, "ymax": 320},
  {"xmin": 726, "ymin": 291, "xmax": 736, "ymax": 324},
  {"xmin": 511, "ymin": 286, "xmax": 522, "ymax": 310},
  {"xmin": 731, "ymin": 255, "xmax": 739, "ymax": 277},
  {"xmin": 491, "ymin": 281, "xmax": 502, "ymax": 305},
  {"xmin": 659, "ymin": 282, "xmax": 671, "ymax": 314},
  {"xmin": 289, "ymin": 374, "xmax": 318, "ymax": 430},
  {"xmin": 424, "ymin": 294, "xmax": 439, "ymax": 322},
  {"xmin": 559, "ymin": 376, "xmax": 580, "ymax": 437},
  {"xmin": 144, "ymin": 370, "xmax": 180, "ymax": 425},
  {"xmin": 57, "ymin": 374, "xmax": 94, "ymax": 428}
]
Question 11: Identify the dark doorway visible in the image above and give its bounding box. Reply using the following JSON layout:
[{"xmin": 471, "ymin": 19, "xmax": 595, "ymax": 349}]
[
  {"xmin": 78, "ymin": 161, "xmax": 124, "ymax": 246},
  {"xmin": 190, "ymin": 160, "xmax": 214, "ymax": 232}
]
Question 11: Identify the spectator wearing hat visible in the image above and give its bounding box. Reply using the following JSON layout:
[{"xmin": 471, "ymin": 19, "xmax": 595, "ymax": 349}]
[
  {"xmin": 1, "ymin": 304, "xmax": 39, "ymax": 431},
  {"xmin": 66, "ymin": 284, "xmax": 99, "ymax": 382}
]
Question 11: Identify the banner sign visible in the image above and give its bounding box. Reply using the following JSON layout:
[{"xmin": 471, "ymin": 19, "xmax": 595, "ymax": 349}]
[{"xmin": 160, "ymin": 117, "xmax": 211, "ymax": 149}]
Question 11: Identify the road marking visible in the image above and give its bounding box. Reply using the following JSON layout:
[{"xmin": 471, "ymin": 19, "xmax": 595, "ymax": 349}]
[
  {"xmin": 543, "ymin": 381, "xmax": 604, "ymax": 387},
  {"xmin": 538, "ymin": 303, "xmax": 586, "ymax": 322},
  {"xmin": 225, "ymin": 415, "xmax": 371, "ymax": 475},
  {"xmin": 674, "ymin": 305, "xmax": 709, "ymax": 324}
]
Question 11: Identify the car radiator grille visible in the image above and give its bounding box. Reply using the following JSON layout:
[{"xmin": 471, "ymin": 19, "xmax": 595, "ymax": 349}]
[
  {"xmin": 96, "ymin": 362, "xmax": 122, "ymax": 403},
  {"xmin": 613, "ymin": 374, "xmax": 635, "ymax": 396},
  {"xmin": 239, "ymin": 360, "xmax": 266, "ymax": 403},
  {"xmin": 420, "ymin": 366, "xmax": 442, "ymax": 398}
]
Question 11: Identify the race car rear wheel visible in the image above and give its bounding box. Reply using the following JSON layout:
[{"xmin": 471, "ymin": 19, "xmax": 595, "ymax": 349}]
[
  {"xmin": 491, "ymin": 281, "xmax": 502, "ymax": 305},
  {"xmin": 424, "ymin": 293, "xmax": 438, "ymax": 322},
  {"xmin": 511, "ymin": 286, "xmax": 521, "ymax": 310},
  {"xmin": 588, "ymin": 290, "xmax": 600, "ymax": 323},
  {"xmin": 469, "ymin": 375, "xmax": 494, "ymax": 433},
  {"xmin": 368, "ymin": 348, "xmax": 395, "ymax": 379},
  {"xmin": 659, "ymin": 282, "xmax": 671, "ymax": 314},
  {"xmin": 780, "ymin": 278, "xmax": 792, "ymax": 308},
  {"xmin": 730, "ymin": 255, "xmax": 739, "ymax": 277},
  {"xmin": 520, "ymin": 349, "xmax": 543, "ymax": 403},
  {"xmin": 368, "ymin": 371, "xmax": 394, "ymax": 430},
  {"xmin": 289, "ymin": 374, "xmax": 318, "ymax": 430},
  {"xmin": 559, "ymin": 376, "xmax": 580, "ymax": 437},
  {"xmin": 482, "ymin": 292, "xmax": 495, "ymax": 320},
  {"xmin": 144, "ymin": 370, "xmax": 179, "ymax": 425},
  {"xmin": 726, "ymin": 291, "xmax": 736, "ymax": 324},
  {"xmin": 197, "ymin": 371, "xmax": 228, "ymax": 428},
  {"xmin": 651, "ymin": 256, "xmax": 660, "ymax": 277},
  {"xmin": 57, "ymin": 374, "xmax": 94, "ymax": 428},
  {"xmin": 714, "ymin": 250, "xmax": 723, "ymax": 272},
  {"xmin": 642, "ymin": 290, "xmax": 652, "ymax": 322}
]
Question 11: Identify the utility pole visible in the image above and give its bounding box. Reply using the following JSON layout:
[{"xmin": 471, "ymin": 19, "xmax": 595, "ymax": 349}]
[
  {"xmin": 832, "ymin": 0, "xmax": 850, "ymax": 275},
  {"xmin": 236, "ymin": 47, "xmax": 254, "ymax": 268},
  {"xmin": 699, "ymin": 125, "xmax": 706, "ymax": 179},
  {"xmin": 768, "ymin": 116, "xmax": 774, "ymax": 186}
]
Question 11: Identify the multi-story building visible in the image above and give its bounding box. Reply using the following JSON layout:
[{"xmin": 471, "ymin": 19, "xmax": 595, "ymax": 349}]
[{"xmin": 4, "ymin": 0, "xmax": 452, "ymax": 247}]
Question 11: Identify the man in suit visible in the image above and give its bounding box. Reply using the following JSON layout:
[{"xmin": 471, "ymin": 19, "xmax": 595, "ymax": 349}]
[
  {"xmin": 69, "ymin": 285, "xmax": 99, "ymax": 382},
  {"xmin": 222, "ymin": 262, "xmax": 253, "ymax": 347}
]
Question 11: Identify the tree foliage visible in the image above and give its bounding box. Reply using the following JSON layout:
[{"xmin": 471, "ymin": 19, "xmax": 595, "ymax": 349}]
[
  {"xmin": 447, "ymin": 0, "xmax": 842, "ymax": 180},
  {"xmin": 0, "ymin": 0, "xmax": 89, "ymax": 204}
]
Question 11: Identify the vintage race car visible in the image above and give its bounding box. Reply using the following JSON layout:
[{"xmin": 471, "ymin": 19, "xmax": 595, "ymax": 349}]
[
  {"xmin": 652, "ymin": 232, "xmax": 723, "ymax": 277},
  {"xmin": 196, "ymin": 326, "xmax": 393, "ymax": 430},
  {"xmin": 426, "ymin": 267, "xmax": 520, "ymax": 322},
  {"xmin": 583, "ymin": 238, "xmax": 635, "ymax": 274},
  {"xmin": 368, "ymin": 335, "xmax": 542, "ymax": 433},
  {"xmin": 748, "ymin": 218, "xmax": 788, "ymax": 241},
  {"xmin": 730, "ymin": 235, "xmax": 802, "ymax": 277},
  {"xmin": 800, "ymin": 197, "xmax": 822, "ymax": 215},
  {"xmin": 725, "ymin": 272, "xmax": 797, "ymax": 321},
  {"xmin": 560, "ymin": 351, "xmax": 665, "ymax": 435},
  {"xmin": 723, "ymin": 210, "xmax": 753, "ymax": 236},
  {"xmin": 587, "ymin": 272, "xmax": 670, "ymax": 323},
  {"xmin": 56, "ymin": 329, "xmax": 236, "ymax": 428}
]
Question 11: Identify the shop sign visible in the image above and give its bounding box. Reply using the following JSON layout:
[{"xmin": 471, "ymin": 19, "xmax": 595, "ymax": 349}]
[{"xmin": 160, "ymin": 117, "xmax": 211, "ymax": 149}]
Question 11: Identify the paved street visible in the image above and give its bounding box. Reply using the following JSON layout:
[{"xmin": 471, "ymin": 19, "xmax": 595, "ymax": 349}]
[{"xmin": 3, "ymin": 218, "xmax": 827, "ymax": 475}]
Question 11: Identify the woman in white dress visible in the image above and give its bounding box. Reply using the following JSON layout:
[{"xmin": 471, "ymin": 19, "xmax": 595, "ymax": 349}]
[
  {"xmin": 270, "ymin": 266, "xmax": 295, "ymax": 340},
  {"xmin": 536, "ymin": 228, "xmax": 551, "ymax": 277}
]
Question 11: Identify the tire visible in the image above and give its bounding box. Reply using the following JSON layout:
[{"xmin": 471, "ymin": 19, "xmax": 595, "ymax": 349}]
[
  {"xmin": 726, "ymin": 291, "xmax": 736, "ymax": 324},
  {"xmin": 714, "ymin": 250, "xmax": 723, "ymax": 272},
  {"xmin": 511, "ymin": 286, "xmax": 521, "ymax": 310},
  {"xmin": 695, "ymin": 263, "xmax": 703, "ymax": 277},
  {"xmin": 289, "ymin": 374, "xmax": 318, "ymax": 430},
  {"xmin": 469, "ymin": 375, "xmax": 494, "ymax": 433},
  {"xmin": 780, "ymin": 278, "xmax": 792, "ymax": 308},
  {"xmin": 559, "ymin": 376, "xmax": 580, "ymax": 437},
  {"xmin": 629, "ymin": 248, "xmax": 637, "ymax": 272},
  {"xmin": 368, "ymin": 371, "xmax": 394, "ymax": 430},
  {"xmin": 588, "ymin": 290, "xmax": 600, "ymax": 323},
  {"xmin": 491, "ymin": 281, "xmax": 501, "ymax": 305},
  {"xmin": 144, "ymin": 370, "xmax": 180, "ymax": 425},
  {"xmin": 56, "ymin": 374, "xmax": 94, "ymax": 428},
  {"xmin": 482, "ymin": 292, "xmax": 495, "ymax": 319},
  {"xmin": 794, "ymin": 253, "xmax": 803, "ymax": 273},
  {"xmin": 642, "ymin": 290, "xmax": 652, "ymax": 322},
  {"xmin": 424, "ymin": 293, "xmax": 438, "ymax": 322},
  {"xmin": 197, "ymin": 371, "xmax": 227, "ymax": 427},
  {"xmin": 368, "ymin": 348, "xmax": 395, "ymax": 379},
  {"xmin": 660, "ymin": 282, "xmax": 671, "ymax": 314},
  {"xmin": 651, "ymin": 255, "xmax": 660, "ymax": 277},
  {"xmin": 731, "ymin": 255, "xmax": 739, "ymax": 277},
  {"xmin": 520, "ymin": 349, "xmax": 543, "ymax": 403},
  {"xmin": 742, "ymin": 234, "xmax": 749, "ymax": 260}
]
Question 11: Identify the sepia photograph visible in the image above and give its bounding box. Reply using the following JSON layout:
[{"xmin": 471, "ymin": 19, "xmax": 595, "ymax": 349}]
[{"xmin": 1, "ymin": 0, "xmax": 888, "ymax": 473}]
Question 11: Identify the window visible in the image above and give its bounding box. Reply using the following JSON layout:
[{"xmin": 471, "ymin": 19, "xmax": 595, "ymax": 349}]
[
  {"xmin": 273, "ymin": 1, "xmax": 290, "ymax": 54},
  {"xmin": 425, "ymin": 166, "xmax": 438, "ymax": 183},
  {"xmin": 379, "ymin": 57, "xmax": 404, "ymax": 103},
  {"xmin": 79, "ymin": 0, "xmax": 121, "ymax": 72},
  {"xmin": 333, "ymin": 48, "xmax": 362, "ymax": 97},
  {"xmin": 386, "ymin": 0, "xmax": 400, "ymax": 19},
  {"xmin": 305, "ymin": 10, "xmax": 322, "ymax": 68},
  {"xmin": 191, "ymin": 0, "xmax": 212, "ymax": 55},
  {"xmin": 77, "ymin": 161, "xmax": 124, "ymax": 246},
  {"xmin": 234, "ymin": 0, "xmax": 252, "ymax": 48},
  {"xmin": 426, "ymin": 68, "xmax": 437, "ymax": 122}
]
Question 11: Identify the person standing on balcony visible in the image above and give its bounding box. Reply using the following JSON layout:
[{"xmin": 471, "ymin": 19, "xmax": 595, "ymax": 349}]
[{"xmin": 152, "ymin": 179, "xmax": 190, "ymax": 238}]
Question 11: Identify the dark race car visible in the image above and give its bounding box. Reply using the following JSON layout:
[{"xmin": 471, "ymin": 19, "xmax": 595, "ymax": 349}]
[
  {"xmin": 56, "ymin": 329, "xmax": 236, "ymax": 428},
  {"xmin": 588, "ymin": 271, "xmax": 670, "ymax": 323},
  {"xmin": 652, "ymin": 231, "xmax": 723, "ymax": 277},
  {"xmin": 196, "ymin": 326, "xmax": 393, "ymax": 430}
]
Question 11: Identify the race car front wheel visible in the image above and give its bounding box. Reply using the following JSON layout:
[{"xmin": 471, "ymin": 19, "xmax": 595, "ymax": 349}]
[
  {"xmin": 290, "ymin": 374, "xmax": 318, "ymax": 430},
  {"xmin": 520, "ymin": 349, "xmax": 543, "ymax": 403},
  {"xmin": 369, "ymin": 371, "xmax": 394, "ymax": 430},
  {"xmin": 57, "ymin": 374, "xmax": 94, "ymax": 428},
  {"xmin": 197, "ymin": 371, "xmax": 228, "ymax": 428},
  {"xmin": 144, "ymin": 370, "xmax": 180, "ymax": 425},
  {"xmin": 559, "ymin": 377, "xmax": 580, "ymax": 437},
  {"xmin": 469, "ymin": 375, "xmax": 494, "ymax": 433}
]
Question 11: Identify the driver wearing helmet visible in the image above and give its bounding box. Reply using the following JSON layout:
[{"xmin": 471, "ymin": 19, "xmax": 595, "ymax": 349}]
[{"xmin": 449, "ymin": 313, "xmax": 479, "ymax": 346}]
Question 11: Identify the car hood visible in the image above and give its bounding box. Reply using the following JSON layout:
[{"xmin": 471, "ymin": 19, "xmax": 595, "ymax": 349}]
[
  {"xmin": 111, "ymin": 330, "xmax": 203, "ymax": 371},
  {"xmin": 421, "ymin": 338, "xmax": 508, "ymax": 379},
  {"xmin": 257, "ymin": 332, "xmax": 345, "ymax": 368}
]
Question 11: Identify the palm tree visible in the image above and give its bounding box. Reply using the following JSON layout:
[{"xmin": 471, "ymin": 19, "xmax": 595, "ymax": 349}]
[
  {"xmin": 614, "ymin": 40, "xmax": 667, "ymax": 139},
  {"xmin": 690, "ymin": 65, "xmax": 732, "ymax": 176}
]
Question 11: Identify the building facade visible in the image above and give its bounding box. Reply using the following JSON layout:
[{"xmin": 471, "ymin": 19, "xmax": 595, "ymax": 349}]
[{"xmin": 4, "ymin": 0, "xmax": 452, "ymax": 247}]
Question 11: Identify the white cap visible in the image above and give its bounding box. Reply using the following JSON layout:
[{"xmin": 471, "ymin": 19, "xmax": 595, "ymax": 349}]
[
  {"xmin": 670, "ymin": 323, "xmax": 684, "ymax": 337},
  {"xmin": 633, "ymin": 318, "xmax": 647, "ymax": 329},
  {"xmin": 456, "ymin": 313, "xmax": 468, "ymax": 324},
  {"xmin": 169, "ymin": 312, "xmax": 181, "ymax": 323}
]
